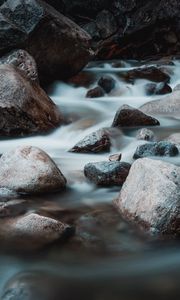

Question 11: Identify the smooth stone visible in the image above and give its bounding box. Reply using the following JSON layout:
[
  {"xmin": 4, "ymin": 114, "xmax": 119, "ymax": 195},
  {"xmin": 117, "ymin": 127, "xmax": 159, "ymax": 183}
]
[
  {"xmin": 115, "ymin": 158, "xmax": 180, "ymax": 234},
  {"xmin": 133, "ymin": 141, "xmax": 179, "ymax": 159},
  {"xmin": 86, "ymin": 86, "xmax": 105, "ymax": 98},
  {"xmin": 112, "ymin": 105, "xmax": 160, "ymax": 128},
  {"xmin": 0, "ymin": 146, "xmax": 66, "ymax": 194},
  {"xmin": 84, "ymin": 161, "xmax": 131, "ymax": 186},
  {"xmin": 98, "ymin": 75, "xmax": 116, "ymax": 93},
  {"xmin": 69, "ymin": 129, "xmax": 111, "ymax": 153}
]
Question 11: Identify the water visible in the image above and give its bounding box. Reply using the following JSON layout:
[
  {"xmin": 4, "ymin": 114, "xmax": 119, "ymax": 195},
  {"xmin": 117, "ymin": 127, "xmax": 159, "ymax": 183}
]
[{"xmin": 0, "ymin": 59, "xmax": 180, "ymax": 299}]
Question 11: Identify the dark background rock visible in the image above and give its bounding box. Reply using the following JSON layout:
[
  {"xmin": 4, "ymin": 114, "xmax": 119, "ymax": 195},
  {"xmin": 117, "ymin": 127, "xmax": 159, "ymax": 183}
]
[
  {"xmin": 0, "ymin": 0, "xmax": 92, "ymax": 85},
  {"xmin": 44, "ymin": 0, "xmax": 180, "ymax": 60}
]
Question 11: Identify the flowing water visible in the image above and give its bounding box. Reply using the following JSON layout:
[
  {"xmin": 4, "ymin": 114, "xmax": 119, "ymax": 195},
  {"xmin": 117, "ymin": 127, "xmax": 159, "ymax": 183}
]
[{"xmin": 0, "ymin": 60, "xmax": 180, "ymax": 299}]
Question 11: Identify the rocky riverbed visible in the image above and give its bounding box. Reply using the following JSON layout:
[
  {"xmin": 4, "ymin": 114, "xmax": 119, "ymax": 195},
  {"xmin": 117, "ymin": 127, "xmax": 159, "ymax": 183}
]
[{"xmin": 0, "ymin": 0, "xmax": 180, "ymax": 299}]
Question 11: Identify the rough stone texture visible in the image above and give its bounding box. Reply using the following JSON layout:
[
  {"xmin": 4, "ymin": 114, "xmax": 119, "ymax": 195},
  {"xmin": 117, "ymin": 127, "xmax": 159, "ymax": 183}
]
[
  {"xmin": 0, "ymin": 0, "xmax": 93, "ymax": 84},
  {"xmin": 112, "ymin": 105, "xmax": 160, "ymax": 128},
  {"xmin": 140, "ymin": 90, "xmax": 180, "ymax": 118},
  {"xmin": 98, "ymin": 75, "xmax": 116, "ymax": 93},
  {"xmin": 0, "ymin": 64, "xmax": 62, "ymax": 136},
  {"xmin": 0, "ymin": 49, "xmax": 38, "ymax": 82},
  {"xmin": 45, "ymin": 0, "xmax": 180, "ymax": 60},
  {"xmin": 0, "ymin": 213, "xmax": 74, "ymax": 249},
  {"xmin": 115, "ymin": 158, "xmax": 180, "ymax": 234},
  {"xmin": 0, "ymin": 146, "xmax": 66, "ymax": 194},
  {"xmin": 133, "ymin": 141, "xmax": 179, "ymax": 159},
  {"xmin": 86, "ymin": 86, "xmax": 105, "ymax": 98},
  {"xmin": 84, "ymin": 161, "xmax": 131, "ymax": 186},
  {"xmin": 69, "ymin": 129, "xmax": 111, "ymax": 153},
  {"xmin": 136, "ymin": 128, "xmax": 155, "ymax": 141},
  {"xmin": 145, "ymin": 82, "xmax": 172, "ymax": 96}
]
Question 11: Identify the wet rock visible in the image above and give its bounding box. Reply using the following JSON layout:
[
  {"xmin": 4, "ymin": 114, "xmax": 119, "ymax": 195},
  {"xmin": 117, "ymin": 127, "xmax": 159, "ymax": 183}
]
[
  {"xmin": 1, "ymin": 272, "xmax": 57, "ymax": 300},
  {"xmin": 0, "ymin": 146, "xmax": 66, "ymax": 194},
  {"xmin": 84, "ymin": 161, "xmax": 131, "ymax": 186},
  {"xmin": 0, "ymin": 64, "xmax": 62, "ymax": 136},
  {"xmin": 166, "ymin": 133, "xmax": 180, "ymax": 150},
  {"xmin": 96, "ymin": 10, "xmax": 117, "ymax": 39},
  {"xmin": 112, "ymin": 105, "xmax": 160, "ymax": 128},
  {"xmin": 140, "ymin": 90, "xmax": 180, "ymax": 118},
  {"xmin": 145, "ymin": 82, "xmax": 172, "ymax": 96},
  {"xmin": 0, "ymin": 0, "xmax": 92, "ymax": 84},
  {"xmin": 0, "ymin": 49, "xmax": 38, "ymax": 82},
  {"xmin": 121, "ymin": 67, "xmax": 170, "ymax": 84},
  {"xmin": 133, "ymin": 141, "xmax": 179, "ymax": 159},
  {"xmin": 69, "ymin": 129, "xmax": 111, "ymax": 153},
  {"xmin": 109, "ymin": 153, "xmax": 122, "ymax": 161},
  {"xmin": 136, "ymin": 128, "xmax": 155, "ymax": 141},
  {"xmin": 0, "ymin": 213, "xmax": 74, "ymax": 250},
  {"xmin": 86, "ymin": 86, "xmax": 105, "ymax": 98},
  {"xmin": 115, "ymin": 158, "xmax": 180, "ymax": 234},
  {"xmin": 98, "ymin": 75, "xmax": 116, "ymax": 93},
  {"xmin": 0, "ymin": 199, "xmax": 27, "ymax": 218},
  {"xmin": 68, "ymin": 71, "xmax": 96, "ymax": 88}
]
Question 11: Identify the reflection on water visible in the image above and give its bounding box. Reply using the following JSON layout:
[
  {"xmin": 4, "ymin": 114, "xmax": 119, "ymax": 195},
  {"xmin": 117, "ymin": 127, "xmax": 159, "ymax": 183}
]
[{"xmin": 0, "ymin": 59, "xmax": 180, "ymax": 299}]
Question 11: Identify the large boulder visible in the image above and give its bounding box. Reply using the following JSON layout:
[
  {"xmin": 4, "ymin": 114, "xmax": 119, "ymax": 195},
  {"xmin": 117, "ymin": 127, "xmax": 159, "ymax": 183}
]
[
  {"xmin": 115, "ymin": 158, "xmax": 180, "ymax": 234},
  {"xmin": 45, "ymin": 0, "xmax": 180, "ymax": 60},
  {"xmin": 0, "ymin": 0, "xmax": 93, "ymax": 84},
  {"xmin": 0, "ymin": 146, "xmax": 66, "ymax": 194},
  {"xmin": 0, "ymin": 62, "xmax": 62, "ymax": 136},
  {"xmin": 140, "ymin": 90, "xmax": 180, "ymax": 118}
]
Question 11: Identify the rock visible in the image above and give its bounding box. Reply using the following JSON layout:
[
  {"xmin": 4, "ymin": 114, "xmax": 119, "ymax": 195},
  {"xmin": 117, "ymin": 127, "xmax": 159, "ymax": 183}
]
[
  {"xmin": 0, "ymin": 199, "xmax": 27, "ymax": 218},
  {"xmin": 109, "ymin": 153, "xmax": 122, "ymax": 161},
  {"xmin": 121, "ymin": 67, "xmax": 170, "ymax": 84},
  {"xmin": 115, "ymin": 158, "xmax": 180, "ymax": 234},
  {"xmin": 112, "ymin": 105, "xmax": 160, "ymax": 128},
  {"xmin": 136, "ymin": 128, "xmax": 155, "ymax": 141},
  {"xmin": 1, "ymin": 272, "xmax": 57, "ymax": 300},
  {"xmin": 0, "ymin": 64, "xmax": 62, "ymax": 136},
  {"xmin": 0, "ymin": 213, "xmax": 74, "ymax": 250},
  {"xmin": 0, "ymin": 146, "xmax": 66, "ymax": 194},
  {"xmin": 86, "ymin": 86, "xmax": 105, "ymax": 98},
  {"xmin": 133, "ymin": 141, "xmax": 179, "ymax": 159},
  {"xmin": 0, "ymin": 49, "xmax": 38, "ymax": 82},
  {"xmin": 145, "ymin": 82, "xmax": 172, "ymax": 96},
  {"xmin": 96, "ymin": 10, "xmax": 117, "ymax": 39},
  {"xmin": 84, "ymin": 161, "xmax": 131, "ymax": 186},
  {"xmin": 140, "ymin": 90, "xmax": 180, "ymax": 117},
  {"xmin": 166, "ymin": 133, "xmax": 180, "ymax": 150},
  {"xmin": 69, "ymin": 129, "xmax": 111, "ymax": 153},
  {"xmin": 0, "ymin": 0, "xmax": 93, "ymax": 84},
  {"xmin": 98, "ymin": 75, "xmax": 116, "ymax": 93}
]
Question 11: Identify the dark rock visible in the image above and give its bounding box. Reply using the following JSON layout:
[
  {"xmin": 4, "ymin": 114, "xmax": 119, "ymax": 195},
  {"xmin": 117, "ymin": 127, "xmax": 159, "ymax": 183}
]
[
  {"xmin": 0, "ymin": 64, "xmax": 62, "ymax": 136},
  {"xmin": 0, "ymin": 0, "xmax": 92, "ymax": 84},
  {"xmin": 68, "ymin": 71, "xmax": 96, "ymax": 88},
  {"xmin": 112, "ymin": 105, "xmax": 160, "ymax": 128},
  {"xmin": 0, "ymin": 146, "xmax": 67, "ymax": 194},
  {"xmin": 86, "ymin": 86, "xmax": 105, "ymax": 98},
  {"xmin": 0, "ymin": 213, "xmax": 74, "ymax": 250},
  {"xmin": 109, "ymin": 153, "xmax": 122, "ymax": 161},
  {"xmin": 69, "ymin": 129, "xmax": 111, "ymax": 153},
  {"xmin": 140, "ymin": 90, "xmax": 180, "ymax": 118},
  {"xmin": 84, "ymin": 161, "xmax": 131, "ymax": 186},
  {"xmin": 115, "ymin": 158, "xmax": 180, "ymax": 234},
  {"xmin": 136, "ymin": 128, "xmax": 155, "ymax": 141},
  {"xmin": 98, "ymin": 75, "xmax": 116, "ymax": 93},
  {"xmin": 145, "ymin": 82, "xmax": 172, "ymax": 96},
  {"xmin": 0, "ymin": 199, "xmax": 27, "ymax": 218},
  {"xmin": 121, "ymin": 67, "xmax": 170, "ymax": 84},
  {"xmin": 133, "ymin": 141, "xmax": 179, "ymax": 159},
  {"xmin": 96, "ymin": 10, "xmax": 117, "ymax": 39}
]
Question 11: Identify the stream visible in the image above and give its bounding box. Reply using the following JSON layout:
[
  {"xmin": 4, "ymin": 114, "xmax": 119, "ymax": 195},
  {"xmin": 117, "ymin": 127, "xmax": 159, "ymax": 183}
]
[{"xmin": 0, "ymin": 59, "xmax": 180, "ymax": 299}]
